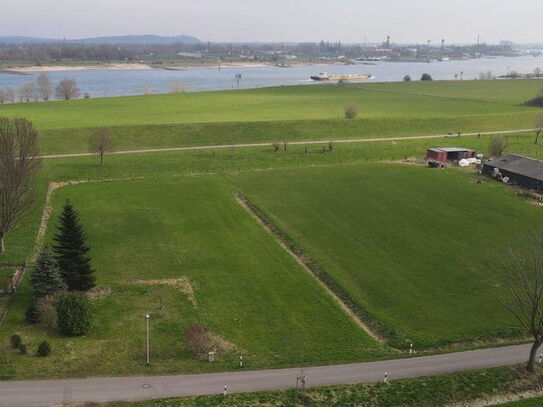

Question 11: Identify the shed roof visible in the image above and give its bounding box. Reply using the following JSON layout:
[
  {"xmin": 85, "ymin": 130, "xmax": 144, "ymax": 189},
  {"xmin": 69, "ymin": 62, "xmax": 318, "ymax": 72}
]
[
  {"xmin": 427, "ymin": 147, "xmax": 475, "ymax": 153},
  {"xmin": 485, "ymin": 154, "xmax": 543, "ymax": 182}
]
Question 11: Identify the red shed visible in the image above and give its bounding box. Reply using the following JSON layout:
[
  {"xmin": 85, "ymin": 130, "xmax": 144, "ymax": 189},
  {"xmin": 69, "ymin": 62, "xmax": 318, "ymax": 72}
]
[{"xmin": 427, "ymin": 147, "xmax": 476, "ymax": 162}]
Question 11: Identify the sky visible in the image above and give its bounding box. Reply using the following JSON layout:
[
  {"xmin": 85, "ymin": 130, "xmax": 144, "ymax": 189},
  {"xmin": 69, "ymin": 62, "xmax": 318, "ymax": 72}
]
[{"xmin": 1, "ymin": 0, "xmax": 543, "ymax": 44}]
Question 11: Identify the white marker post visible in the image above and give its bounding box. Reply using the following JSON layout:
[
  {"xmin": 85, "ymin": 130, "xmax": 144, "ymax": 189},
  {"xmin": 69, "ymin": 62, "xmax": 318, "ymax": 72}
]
[
  {"xmin": 145, "ymin": 314, "xmax": 150, "ymax": 365},
  {"xmin": 409, "ymin": 342, "xmax": 413, "ymax": 355},
  {"xmin": 223, "ymin": 385, "xmax": 227, "ymax": 396},
  {"xmin": 239, "ymin": 355, "xmax": 243, "ymax": 368},
  {"xmin": 384, "ymin": 372, "xmax": 388, "ymax": 383},
  {"xmin": 539, "ymin": 354, "xmax": 542, "ymax": 364}
]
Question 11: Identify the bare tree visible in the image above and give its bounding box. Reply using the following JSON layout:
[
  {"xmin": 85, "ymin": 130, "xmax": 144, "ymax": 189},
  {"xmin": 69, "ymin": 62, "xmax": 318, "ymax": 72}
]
[
  {"xmin": 169, "ymin": 82, "xmax": 187, "ymax": 93},
  {"xmin": 5, "ymin": 88, "xmax": 15, "ymax": 104},
  {"xmin": 17, "ymin": 83, "xmax": 37, "ymax": 103},
  {"xmin": 55, "ymin": 78, "xmax": 80, "ymax": 100},
  {"xmin": 0, "ymin": 89, "xmax": 9, "ymax": 105},
  {"xmin": 535, "ymin": 114, "xmax": 543, "ymax": 145},
  {"xmin": 36, "ymin": 73, "xmax": 53, "ymax": 101},
  {"xmin": 488, "ymin": 137, "xmax": 508, "ymax": 158},
  {"xmin": 89, "ymin": 129, "xmax": 114, "ymax": 166},
  {"xmin": 0, "ymin": 118, "xmax": 40, "ymax": 254},
  {"xmin": 496, "ymin": 235, "xmax": 543, "ymax": 372}
]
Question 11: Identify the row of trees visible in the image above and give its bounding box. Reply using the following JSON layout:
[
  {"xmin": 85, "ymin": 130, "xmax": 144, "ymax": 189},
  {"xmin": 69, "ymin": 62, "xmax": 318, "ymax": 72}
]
[
  {"xmin": 0, "ymin": 74, "xmax": 80, "ymax": 104},
  {"xmin": 26, "ymin": 200, "xmax": 95, "ymax": 336},
  {"xmin": 403, "ymin": 73, "xmax": 433, "ymax": 82}
]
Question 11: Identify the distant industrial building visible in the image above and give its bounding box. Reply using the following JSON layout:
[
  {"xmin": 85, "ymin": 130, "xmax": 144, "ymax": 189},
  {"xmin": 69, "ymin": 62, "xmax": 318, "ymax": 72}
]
[
  {"xmin": 483, "ymin": 154, "xmax": 543, "ymax": 190},
  {"xmin": 426, "ymin": 147, "xmax": 476, "ymax": 162}
]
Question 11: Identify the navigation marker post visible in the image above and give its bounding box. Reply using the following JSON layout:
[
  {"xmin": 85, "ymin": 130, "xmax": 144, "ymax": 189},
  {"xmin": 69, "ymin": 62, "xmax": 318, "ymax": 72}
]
[{"xmin": 145, "ymin": 314, "xmax": 150, "ymax": 365}]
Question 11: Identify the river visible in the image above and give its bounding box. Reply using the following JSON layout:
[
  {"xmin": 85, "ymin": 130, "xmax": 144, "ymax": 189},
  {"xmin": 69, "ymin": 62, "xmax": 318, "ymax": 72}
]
[{"xmin": 1, "ymin": 55, "xmax": 543, "ymax": 98}]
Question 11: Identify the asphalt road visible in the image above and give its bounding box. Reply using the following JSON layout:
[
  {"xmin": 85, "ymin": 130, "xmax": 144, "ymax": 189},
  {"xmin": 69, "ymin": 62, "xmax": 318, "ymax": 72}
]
[
  {"xmin": 0, "ymin": 343, "xmax": 536, "ymax": 407},
  {"xmin": 39, "ymin": 128, "xmax": 534, "ymax": 160}
]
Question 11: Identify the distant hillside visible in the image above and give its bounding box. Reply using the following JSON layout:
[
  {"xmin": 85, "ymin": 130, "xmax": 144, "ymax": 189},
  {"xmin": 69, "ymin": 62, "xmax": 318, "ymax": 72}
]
[
  {"xmin": 0, "ymin": 36, "xmax": 60, "ymax": 44},
  {"xmin": 76, "ymin": 35, "xmax": 201, "ymax": 45},
  {"xmin": 0, "ymin": 34, "xmax": 201, "ymax": 45}
]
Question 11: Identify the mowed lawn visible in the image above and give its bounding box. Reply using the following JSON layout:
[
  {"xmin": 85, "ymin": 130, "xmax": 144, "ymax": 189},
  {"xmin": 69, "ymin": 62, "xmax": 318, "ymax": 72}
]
[
  {"xmin": 0, "ymin": 177, "xmax": 383, "ymax": 379},
  {"xmin": 0, "ymin": 80, "xmax": 540, "ymax": 154},
  {"xmin": 230, "ymin": 164, "xmax": 543, "ymax": 348}
]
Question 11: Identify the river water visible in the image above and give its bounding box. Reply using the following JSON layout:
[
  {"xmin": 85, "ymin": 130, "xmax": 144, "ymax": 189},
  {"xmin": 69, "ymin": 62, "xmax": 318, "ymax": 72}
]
[{"xmin": 1, "ymin": 55, "xmax": 543, "ymax": 97}]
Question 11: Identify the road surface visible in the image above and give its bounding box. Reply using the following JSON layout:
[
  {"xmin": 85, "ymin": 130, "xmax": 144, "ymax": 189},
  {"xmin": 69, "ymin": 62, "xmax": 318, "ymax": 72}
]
[
  {"xmin": 0, "ymin": 343, "xmax": 536, "ymax": 406},
  {"xmin": 39, "ymin": 128, "xmax": 534, "ymax": 160}
]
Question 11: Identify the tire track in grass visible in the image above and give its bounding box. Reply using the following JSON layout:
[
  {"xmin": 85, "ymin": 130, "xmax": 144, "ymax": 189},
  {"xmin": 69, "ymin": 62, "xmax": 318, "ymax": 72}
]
[{"xmin": 235, "ymin": 193, "xmax": 389, "ymax": 346}]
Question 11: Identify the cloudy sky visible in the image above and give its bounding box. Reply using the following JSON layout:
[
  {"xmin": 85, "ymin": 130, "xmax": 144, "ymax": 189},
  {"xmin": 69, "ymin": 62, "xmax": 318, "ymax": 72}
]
[{"xmin": 1, "ymin": 0, "xmax": 542, "ymax": 43}]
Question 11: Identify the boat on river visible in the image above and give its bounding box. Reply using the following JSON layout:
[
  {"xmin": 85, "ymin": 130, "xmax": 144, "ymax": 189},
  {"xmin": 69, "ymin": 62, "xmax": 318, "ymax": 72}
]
[{"xmin": 310, "ymin": 72, "xmax": 371, "ymax": 81}]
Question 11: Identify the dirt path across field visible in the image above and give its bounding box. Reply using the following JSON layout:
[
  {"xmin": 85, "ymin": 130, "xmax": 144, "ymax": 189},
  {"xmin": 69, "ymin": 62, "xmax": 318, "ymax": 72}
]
[{"xmin": 39, "ymin": 128, "xmax": 535, "ymax": 160}]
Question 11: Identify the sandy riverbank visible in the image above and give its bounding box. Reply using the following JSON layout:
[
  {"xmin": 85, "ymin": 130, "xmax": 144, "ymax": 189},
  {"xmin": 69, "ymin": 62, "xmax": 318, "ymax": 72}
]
[
  {"xmin": 3, "ymin": 63, "xmax": 154, "ymax": 73},
  {"xmin": 2, "ymin": 61, "xmax": 280, "ymax": 73}
]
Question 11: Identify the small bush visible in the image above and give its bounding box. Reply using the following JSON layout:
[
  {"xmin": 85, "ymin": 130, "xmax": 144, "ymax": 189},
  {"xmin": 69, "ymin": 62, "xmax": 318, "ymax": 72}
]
[
  {"xmin": 344, "ymin": 104, "xmax": 358, "ymax": 119},
  {"xmin": 328, "ymin": 142, "xmax": 334, "ymax": 152},
  {"xmin": 403, "ymin": 75, "xmax": 412, "ymax": 82},
  {"xmin": 19, "ymin": 344, "xmax": 27, "ymax": 355},
  {"xmin": 421, "ymin": 73, "xmax": 433, "ymax": 81},
  {"xmin": 38, "ymin": 296, "xmax": 58, "ymax": 331},
  {"xmin": 525, "ymin": 96, "xmax": 543, "ymax": 107},
  {"xmin": 9, "ymin": 334, "xmax": 22, "ymax": 349},
  {"xmin": 56, "ymin": 292, "xmax": 93, "ymax": 336},
  {"xmin": 37, "ymin": 341, "xmax": 51, "ymax": 357},
  {"xmin": 84, "ymin": 92, "xmax": 91, "ymax": 99},
  {"xmin": 185, "ymin": 323, "xmax": 214, "ymax": 358},
  {"xmin": 272, "ymin": 143, "xmax": 280, "ymax": 152},
  {"xmin": 25, "ymin": 301, "xmax": 40, "ymax": 324}
]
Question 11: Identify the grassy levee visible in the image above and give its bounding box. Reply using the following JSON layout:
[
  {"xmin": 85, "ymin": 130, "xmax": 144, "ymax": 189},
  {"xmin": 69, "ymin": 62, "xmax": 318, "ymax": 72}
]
[
  {"xmin": 231, "ymin": 164, "xmax": 542, "ymax": 348},
  {"xmin": 0, "ymin": 80, "xmax": 540, "ymax": 154},
  {"xmin": 78, "ymin": 366, "xmax": 542, "ymax": 407},
  {"xmin": 36, "ymin": 112, "xmax": 537, "ymax": 155}
]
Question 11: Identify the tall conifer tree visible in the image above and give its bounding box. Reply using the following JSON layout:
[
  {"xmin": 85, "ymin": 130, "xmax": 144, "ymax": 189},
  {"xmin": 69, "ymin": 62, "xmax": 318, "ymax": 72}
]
[{"xmin": 53, "ymin": 200, "xmax": 95, "ymax": 291}]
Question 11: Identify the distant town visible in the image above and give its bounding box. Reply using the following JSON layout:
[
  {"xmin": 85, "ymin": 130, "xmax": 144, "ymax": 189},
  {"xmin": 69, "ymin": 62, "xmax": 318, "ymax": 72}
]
[{"xmin": 0, "ymin": 34, "xmax": 542, "ymax": 70}]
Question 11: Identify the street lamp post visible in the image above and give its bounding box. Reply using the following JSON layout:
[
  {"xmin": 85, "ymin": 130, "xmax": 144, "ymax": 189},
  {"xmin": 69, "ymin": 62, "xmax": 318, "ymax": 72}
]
[{"xmin": 145, "ymin": 314, "xmax": 150, "ymax": 365}]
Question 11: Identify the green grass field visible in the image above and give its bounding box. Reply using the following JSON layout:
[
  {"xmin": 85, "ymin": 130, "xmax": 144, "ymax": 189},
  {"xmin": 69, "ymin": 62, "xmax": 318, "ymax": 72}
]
[
  {"xmin": 231, "ymin": 164, "xmax": 541, "ymax": 347},
  {"xmin": 1, "ymin": 80, "xmax": 543, "ymax": 380},
  {"xmin": 0, "ymin": 176, "xmax": 385, "ymax": 379},
  {"xmin": 0, "ymin": 80, "xmax": 541, "ymax": 154}
]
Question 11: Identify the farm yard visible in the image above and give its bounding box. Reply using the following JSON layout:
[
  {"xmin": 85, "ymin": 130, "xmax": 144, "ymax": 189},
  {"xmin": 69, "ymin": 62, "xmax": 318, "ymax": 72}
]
[{"xmin": 1, "ymin": 79, "xmax": 543, "ymax": 381}]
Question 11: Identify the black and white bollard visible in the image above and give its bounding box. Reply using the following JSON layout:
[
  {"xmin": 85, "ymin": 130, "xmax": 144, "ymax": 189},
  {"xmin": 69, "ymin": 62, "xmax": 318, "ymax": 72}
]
[
  {"xmin": 539, "ymin": 354, "xmax": 542, "ymax": 364},
  {"xmin": 409, "ymin": 343, "xmax": 413, "ymax": 355},
  {"xmin": 240, "ymin": 355, "xmax": 243, "ymax": 368},
  {"xmin": 384, "ymin": 372, "xmax": 388, "ymax": 383},
  {"xmin": 223, "ymin": 385, "xmax": 227, "ymax": 396}
]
